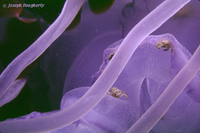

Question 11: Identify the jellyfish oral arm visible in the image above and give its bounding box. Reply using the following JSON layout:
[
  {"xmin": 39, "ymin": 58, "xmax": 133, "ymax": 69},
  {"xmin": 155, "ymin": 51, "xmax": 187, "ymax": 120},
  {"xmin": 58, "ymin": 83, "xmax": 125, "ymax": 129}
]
[{"xmin": 126, "ymin": 45, "xmax": 200, "ymax": 133}]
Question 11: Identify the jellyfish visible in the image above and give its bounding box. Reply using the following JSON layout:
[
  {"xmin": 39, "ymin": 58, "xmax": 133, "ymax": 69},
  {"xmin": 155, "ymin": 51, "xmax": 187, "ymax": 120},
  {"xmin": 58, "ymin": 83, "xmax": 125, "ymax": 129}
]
[{"xmin": 0, "ymin": 0, "xmax": 200, "ymax": 132}]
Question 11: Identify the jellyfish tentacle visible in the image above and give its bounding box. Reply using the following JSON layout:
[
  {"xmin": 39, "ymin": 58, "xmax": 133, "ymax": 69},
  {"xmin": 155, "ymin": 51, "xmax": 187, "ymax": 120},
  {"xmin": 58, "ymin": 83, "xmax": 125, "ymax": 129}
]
[
  {"xmin": 0, "ymin": 79, "xmax": 26, "ymax": 107},
  {"xmin": 0, "ymin": 0, "xmax": 86, "ymax": 98}
]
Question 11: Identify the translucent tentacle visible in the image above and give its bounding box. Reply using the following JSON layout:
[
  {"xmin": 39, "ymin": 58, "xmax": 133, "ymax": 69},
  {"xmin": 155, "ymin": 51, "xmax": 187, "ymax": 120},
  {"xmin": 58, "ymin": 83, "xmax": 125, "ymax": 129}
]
[{"xmin": 0, "ymin": 0, "xmax": 85, "ymax": 98}]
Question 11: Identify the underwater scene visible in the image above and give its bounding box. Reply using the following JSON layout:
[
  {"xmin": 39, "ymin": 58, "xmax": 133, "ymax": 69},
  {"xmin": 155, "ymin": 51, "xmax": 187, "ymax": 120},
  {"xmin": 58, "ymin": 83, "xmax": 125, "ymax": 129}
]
[{"xmin": 0, "ymin": 0, "xmax": 200, "ymax": 132}]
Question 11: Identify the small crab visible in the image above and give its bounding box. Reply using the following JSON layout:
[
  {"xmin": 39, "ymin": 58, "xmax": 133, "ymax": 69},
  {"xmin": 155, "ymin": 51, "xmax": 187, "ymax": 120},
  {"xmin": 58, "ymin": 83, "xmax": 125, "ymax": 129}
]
[
  {"xmin": 155, "ymin": 40, "xmax": 173, "ymax": 54},
  {"xmin": 107, "ymin": 87, "xmax": 128, "ymax": 99}
]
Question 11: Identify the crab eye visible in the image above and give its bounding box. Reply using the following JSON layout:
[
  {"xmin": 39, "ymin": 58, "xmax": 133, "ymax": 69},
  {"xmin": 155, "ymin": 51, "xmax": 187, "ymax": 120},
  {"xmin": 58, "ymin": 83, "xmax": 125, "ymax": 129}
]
[{"xmin": 108, "ymin": 53, "xmax": 115, "ymax": 60}]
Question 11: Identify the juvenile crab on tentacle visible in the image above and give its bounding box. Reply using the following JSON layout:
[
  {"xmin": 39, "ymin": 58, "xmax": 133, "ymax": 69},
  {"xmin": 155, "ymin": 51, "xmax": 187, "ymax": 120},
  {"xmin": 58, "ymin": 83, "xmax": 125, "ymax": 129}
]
[
  {"xmin": 107, "ymin": 87, "xmax": 128, "ymax": 99},
  {"xmin": 155, "ymin": 40, "xmax": 174, "ymax": 54}
]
